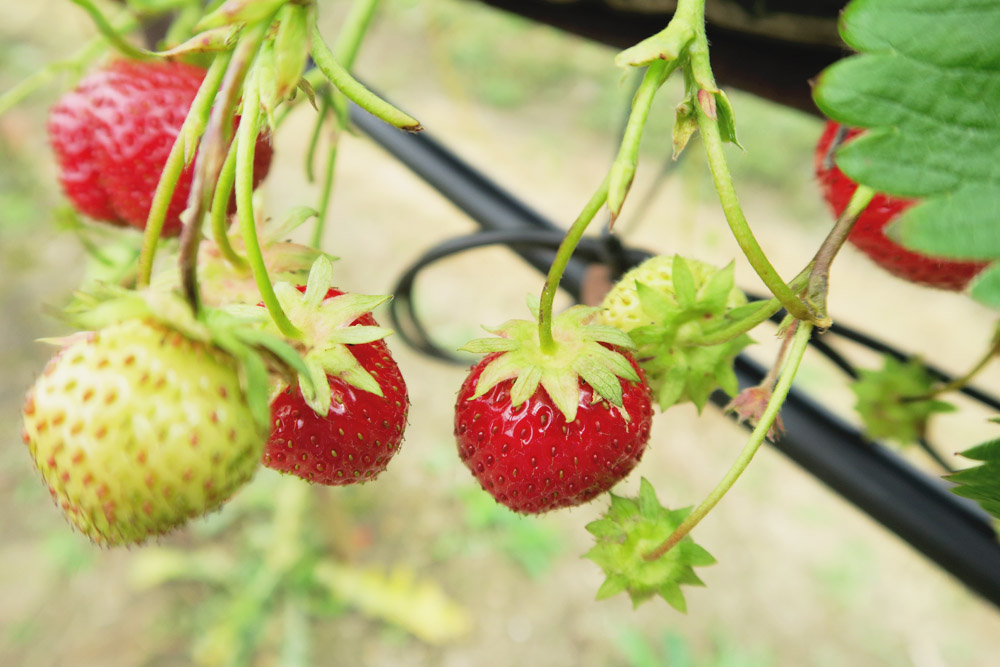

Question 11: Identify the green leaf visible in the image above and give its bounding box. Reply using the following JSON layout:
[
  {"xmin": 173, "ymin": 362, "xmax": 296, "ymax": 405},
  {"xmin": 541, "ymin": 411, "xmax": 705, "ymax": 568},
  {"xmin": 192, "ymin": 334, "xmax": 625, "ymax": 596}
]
[
  {"xmin": 812, "ymin": 0, "xmax": 1000, "ymax": 307},
  {"xmin": 313, "ymin": 561, "xmax": 471, "ymax": 644},
  {"xmin": 949, "ymin": 425, "xmax": 1000, "ymax": 521}
]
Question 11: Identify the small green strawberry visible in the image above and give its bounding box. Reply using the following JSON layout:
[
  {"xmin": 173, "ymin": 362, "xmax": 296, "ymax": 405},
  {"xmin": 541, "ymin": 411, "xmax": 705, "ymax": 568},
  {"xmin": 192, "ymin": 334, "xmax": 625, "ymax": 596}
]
[
  {"xmin": 852, "ymin": 356, "xmax": 955, "ymax": 445},
  {"xmin": 600, "ymin": 255, "xmax": 752, "ymax": 412},
  {"xmin": 585, "ymin": 478, "xmax": 715, "ymax": 611}
]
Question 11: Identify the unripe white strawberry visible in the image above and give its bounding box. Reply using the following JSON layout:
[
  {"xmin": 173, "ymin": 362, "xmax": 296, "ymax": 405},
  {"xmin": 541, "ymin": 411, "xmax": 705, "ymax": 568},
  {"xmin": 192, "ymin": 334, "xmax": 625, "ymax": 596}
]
[{"xmin": 21, "ymin": 319, "xmax": 268, "ymax": 546}]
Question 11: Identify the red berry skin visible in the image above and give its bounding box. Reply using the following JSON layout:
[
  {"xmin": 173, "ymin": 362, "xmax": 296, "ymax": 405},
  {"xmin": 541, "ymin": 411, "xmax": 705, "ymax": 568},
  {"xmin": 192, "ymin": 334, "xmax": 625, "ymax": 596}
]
[
  {"xmin": 815, "ymin": 120, "xmax": 985, "ymax": 291},
  {"xmin": 48, "ymin": 60, "xmax": 272, "ymax": 235},
  {"xmin": 454, "ymin": 351, "xmax": 654, "ymax": 514},
  {"xmin": 263, "ymin": 289, "xmax": 409, "ymax": 485}
]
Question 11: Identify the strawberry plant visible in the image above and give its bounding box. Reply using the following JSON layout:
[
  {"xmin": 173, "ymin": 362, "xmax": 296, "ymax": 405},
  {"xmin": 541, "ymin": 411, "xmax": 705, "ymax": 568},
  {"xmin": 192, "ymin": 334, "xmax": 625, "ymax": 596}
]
[{"xmin": 4, "ymin": 0, "xmax": 1000, "ymax": 661}]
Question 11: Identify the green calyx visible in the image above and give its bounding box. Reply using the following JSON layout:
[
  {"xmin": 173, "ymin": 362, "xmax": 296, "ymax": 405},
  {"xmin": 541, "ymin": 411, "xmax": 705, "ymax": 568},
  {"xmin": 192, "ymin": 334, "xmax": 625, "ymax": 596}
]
[
  {"xmin": 260, "ymin": 255, "xmax": 394, "ymax": 417},
  {"xmin": 585, "ymin": 478, "xmax": 716, "ymax": 612},
  {"xmin": 601, "ymin": 255, "xmax": 752, "ymax": 412},
  {"xmin": 65, "ymin": 286, "xmax": 312, "ymax": 430},
  {"xmin": 852, "ymin": 356, "xmax": 956, "ymax": 445},
  {"xmin": 460, "ymin": 300, "xmax": 640, "ymax": 423}
]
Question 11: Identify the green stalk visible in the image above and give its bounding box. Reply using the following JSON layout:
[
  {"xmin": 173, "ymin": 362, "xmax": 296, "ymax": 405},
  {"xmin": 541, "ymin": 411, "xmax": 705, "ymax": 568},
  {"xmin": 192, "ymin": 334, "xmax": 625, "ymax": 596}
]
[
  {"xmin": 69, "ymin": 0, "xmax": 149, "ymax": 59},
  {"xmin": 607, "ymin": 58, "xmax": 678, "ymax": 218},
  {"xmin": 805, "ymin": 184, "xmax": 874, "ymax": 325},
  {"xmin": 311, "ymin": 140, "xmax": 339, "ymax": 248},
  {"xmin": 0, "ymin": 14, "xmax": 138, "ymax": 117},
  {"xmin": 334, "ymin": 0, "xmax": 382, "ymax": 64},
  {"xmin": 538, "ymin": 177, "xmax": 610, "ymax": 353},
  {"xmin": 683, "ymin": 23, "xmax": 813, "ymax": 322},
  {"xmin": 137, "ymin": 51, "xmax": 231, "ymax": 287},
  {"xmin": 643, "ymin": 319, "xmax": 814, "ymax": 561},
  {"xmin": 309, "ymin": 23, "xmax": 421, "ymax": 132},
  {"xmin": 237, "ymin": 75, "xmax": 301, "ymax": 338},
  {"xmin": 209, "ymin": 138, "xmax": 249, "ymax": 270},
  {"xmin": 308, "ymin": 0, "xmax": 382, "ymax": 247}
]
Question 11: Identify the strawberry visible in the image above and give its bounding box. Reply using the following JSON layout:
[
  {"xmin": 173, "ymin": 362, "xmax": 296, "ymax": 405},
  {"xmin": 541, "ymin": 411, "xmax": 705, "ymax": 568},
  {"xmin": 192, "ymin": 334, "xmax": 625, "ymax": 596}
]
[
  {"xmin": 260, "ymin": 258, "xmax": 409, "ymax": 485},
  {"xmin": 454, "ymin": 304, "xmax": 653, "ymax": 514},
  {"xmin": 21, "ymin": 317, "xmax": 269, "ymax": 546},
  {"xmin": 600, "ymin": 255, "xmax": 751, "ymax": 412},
  {"xmin": 48, "ymin": 59, "xmax": 273, "ymax": 235},
  {"xmin": 815, "ymin": 120, "xmax": 986, "ymax": 290}
]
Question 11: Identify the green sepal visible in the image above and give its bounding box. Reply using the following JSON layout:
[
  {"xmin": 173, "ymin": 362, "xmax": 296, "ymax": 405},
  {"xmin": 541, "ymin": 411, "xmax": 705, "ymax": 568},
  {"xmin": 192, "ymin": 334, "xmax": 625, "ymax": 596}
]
[
  {"xmin": 156, "ymin": 25, "xmax": 242, "ymax": 57},
  {"xmin": 300, "ymin": 357, "xmax": 333, "ymax": 417},
  {"xmin": 851, "ymin": 356, "xmax": 956, "ymax": 445},
  {"xmin": 460, "ymin": 302, "xmax": 645, "ymax": 423},
  {"xmin": 713, "ymin": 90, "xmax": 741, "ymax": 149},
  {"xmin": 254, "ymin": 40, "xmax": 280, "ymax": 127},
  {"xmin": 614, "ymin": 20, "xmax": 695, "ymax": 68},
  {"xmin": 303, "ymin": 253, "xmax": 335, "ymax": 307},
  {"xmin": 584, "ymin": 479, "xmax": 714, "ymax": 611},
  {"xmin": 273, "ymin": 3, "xmax": 310, "ymax": 100},
  {"xmin": 261, "ymin": 257, "xmax": 394, "ymax": 415},
  {"xmin": 459, "ymin": 338, "xmax": 520, "ymax": 355},
  {"xmin": 595, "ymin": 575, "xmax": 629, "ymax": 601},
  {"xmin": 67, "ymin": 286, "xmax": 312, "ymax": 432},
  {"xmin": 672, "ymin": 97, "xmax": 699, "ymax": 159},
  {"xmin": 195, "ymin": 0, "xmax": 286, "ymax": 31}
]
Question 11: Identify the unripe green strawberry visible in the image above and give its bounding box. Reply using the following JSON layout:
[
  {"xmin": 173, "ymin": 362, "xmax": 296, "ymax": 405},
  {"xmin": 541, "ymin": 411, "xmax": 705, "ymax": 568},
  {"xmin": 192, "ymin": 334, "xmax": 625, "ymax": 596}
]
[
  {"xmin": 600, "ymin": 255, "xmax": 752, "ymax": 412},
  {"xmin": 21, "ymin": 319, "xmax": 268, "ymax": 546}
]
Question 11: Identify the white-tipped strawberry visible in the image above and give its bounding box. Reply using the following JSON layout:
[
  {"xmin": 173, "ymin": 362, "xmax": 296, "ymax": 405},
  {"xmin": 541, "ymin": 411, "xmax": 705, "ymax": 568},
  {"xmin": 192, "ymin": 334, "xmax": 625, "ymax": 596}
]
[{"xmin": 21, "ymin": 290, "xmax": 302, "ymax": 546}]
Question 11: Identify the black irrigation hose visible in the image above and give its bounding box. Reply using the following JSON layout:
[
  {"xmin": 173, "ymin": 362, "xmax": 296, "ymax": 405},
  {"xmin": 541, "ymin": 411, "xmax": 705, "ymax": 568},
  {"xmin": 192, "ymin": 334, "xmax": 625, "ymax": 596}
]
[{"xmin": 349, "ymin": 104, "xmax": 1000, "ymax": 609}]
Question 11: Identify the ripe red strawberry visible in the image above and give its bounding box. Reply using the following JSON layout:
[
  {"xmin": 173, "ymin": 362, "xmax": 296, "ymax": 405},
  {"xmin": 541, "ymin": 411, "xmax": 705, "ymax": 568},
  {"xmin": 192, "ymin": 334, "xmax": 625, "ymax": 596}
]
[
  {"xmin": 260, "ymin": 259, "xmax": 408, "ymax": 485},
  {"xmin": 264, "ymin": 287, "xmax": 408, "ymax": 484},
  {"xmin": 455, "ymin": 350, "xmax": 652, "ymax": 514},
  {"xmin": 815, "ymin": 120, "xmax": 985, "ymax": 290},
  {"xmin": 453, "ymin": 305, "xmax": 654, "ymax": 514},
  {"xmin": 21, "ymin": 318, "xmax": 269, "ymax": 546},
  {"xmin": 48, "ymin": 60, "xmax": 272, "ymax": 235}
]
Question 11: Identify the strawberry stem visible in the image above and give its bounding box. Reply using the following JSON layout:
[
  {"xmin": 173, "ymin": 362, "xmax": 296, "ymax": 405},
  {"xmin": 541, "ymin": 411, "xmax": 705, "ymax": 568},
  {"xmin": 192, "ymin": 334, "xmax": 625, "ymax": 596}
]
[
  {"xmin": 308, "ymin": 0, "xmax": 381, "ymax": 248},
  {"xmin": 804, "ymin": 184, "xmax": 874, "ymax": 326},
  {"xmin": 69, "ymin": 0, "xmax": 150, "ymax": 60},
  {"xmin": 607, "ymin": 58, "xmax": 679, "ymax": 220},
  {"xmin": 682, "ymin": 14, "xmax": 815, "ymax": 324},
  {"xmin": 237, "ymin": 73, "xmax": 302, "ymax": 339},
  {"xmin": 538, "ymin": 176, "xmax": 610, "ymax": 353},
  {"xmin": 690, "ymin": 267, "xmax": 812, "ymax": 346},
  {"xmin": 138, "ymin": 51, "xmax": 231, "ymax": 287},
  {"xmin": 209, "ymin": 137, "xmax": 249, "ymax": 270},
  {"xmin": 309, "ymin": 24, "xmax": 421, "ymax": 132},
  {"xmin": 643, "ymin": 319, "xmax": 814, "ymax": 562}
]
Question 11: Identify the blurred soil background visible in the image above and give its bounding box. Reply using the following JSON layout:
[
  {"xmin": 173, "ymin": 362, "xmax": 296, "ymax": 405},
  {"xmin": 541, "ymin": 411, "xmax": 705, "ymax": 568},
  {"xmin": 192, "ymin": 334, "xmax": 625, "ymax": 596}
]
[{"xmin": 3, "ymin": 1, "xmax": 1000, "ymax": 665}]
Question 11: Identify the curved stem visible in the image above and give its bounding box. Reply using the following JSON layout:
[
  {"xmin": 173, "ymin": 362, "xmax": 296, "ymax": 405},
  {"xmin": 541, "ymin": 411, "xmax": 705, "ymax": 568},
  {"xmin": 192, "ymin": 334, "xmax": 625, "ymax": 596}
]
[
  {"xmin": 311, "ymin": 140, "xmax": 340, "ymax": 249},
  {"xmin": 209, "ymin": 137, "xmax": 249, "ymax": 270},
  {"xmin": 69, "ymin": 0, "xmax": 149, "ymax": 60},
  {"xmin": 309, "ymin": 23, "xmax": 421, "ymax": 132},
  {"xmin": 538, "ymin": 177, "xmax": 610, "ymax": 353},
  {"xmin": 805, "ymin": 185, "xmax": 874, "ymax": 326},
  {"xmin": 686, "ymin": 39, "xmax": 813, "ymax": 322},
  {"xmin": 693, "ymin": 267, "xmax": 812, "ymax": 346},
  {"xmin": 237, "ymin": 76, "xmax": 301, "ymax": 339},
  {"xmin": 137, "ymin": 51, "xmax": 231, "ymax": 287},
  {"xmin": 0, "ymin": 14, "xmax": 137, "ymax": 118},
  {"xmin": 607, "ymin": 58, "xmax": 678, "ymax": 219},
  {"xmin": 643, "ymin": 319, "xmax": 814, "ymax": 561}
]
